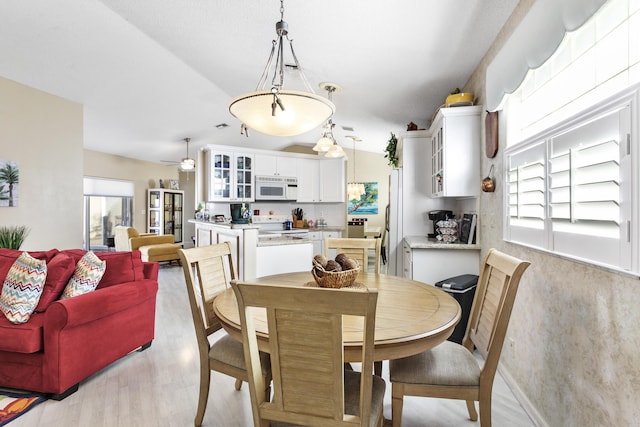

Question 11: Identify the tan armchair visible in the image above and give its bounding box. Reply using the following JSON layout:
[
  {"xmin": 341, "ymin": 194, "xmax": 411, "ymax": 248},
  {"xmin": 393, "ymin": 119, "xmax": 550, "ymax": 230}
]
[{"xmin": 114, "ymin": 226, "xmax": 181, "ymax": 263}]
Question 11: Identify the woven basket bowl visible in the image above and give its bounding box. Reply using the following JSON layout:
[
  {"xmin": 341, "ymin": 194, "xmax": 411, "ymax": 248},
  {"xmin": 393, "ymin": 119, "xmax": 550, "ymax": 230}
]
[{"xmin": 311, "ymin": 265, "xmax": 361, "ymax": 288}]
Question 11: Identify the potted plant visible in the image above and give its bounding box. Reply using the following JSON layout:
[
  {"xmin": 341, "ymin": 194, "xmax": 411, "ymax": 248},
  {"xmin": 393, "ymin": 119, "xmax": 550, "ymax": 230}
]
[
  {"xmin": 384, "ymin": 132, "xmax": 399, "ymax": 168},
  {"xmin": 0, "ymin": 225, "xmax": 30, "ymax": 249}
]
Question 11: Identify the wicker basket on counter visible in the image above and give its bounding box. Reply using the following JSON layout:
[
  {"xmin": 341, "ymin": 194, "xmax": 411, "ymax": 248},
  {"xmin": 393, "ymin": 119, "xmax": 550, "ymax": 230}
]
[{"xmin": 311, "ymin": 259, "xmax": 360, "ymax": 288}]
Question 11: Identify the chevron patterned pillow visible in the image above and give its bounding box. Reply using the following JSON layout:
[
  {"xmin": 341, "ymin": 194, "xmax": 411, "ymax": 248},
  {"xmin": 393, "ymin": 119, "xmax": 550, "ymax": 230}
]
[
  {"xmin": 0, "ymin": 252, "xmax": 48, "ymax": 324},
  {"xmin": 61, "ymin": 251, "xmax": 106, "ymax": 299}
]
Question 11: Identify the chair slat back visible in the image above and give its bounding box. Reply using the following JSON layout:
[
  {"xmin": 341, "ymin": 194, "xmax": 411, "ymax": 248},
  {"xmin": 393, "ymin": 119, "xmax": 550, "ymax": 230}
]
[
  {"xmin": 466, "ymin": 249, "xmax": 530, "ymax": 373},
  {"xmin": 179, "ymin": 243, "xmax": 235, "ymax": 334},
  {"xmin": 324, "ymin": 237, "xmax": 381, "ymax": 274},
  {"xmin": 232, "ymin": 282, "xmax": 378, "ymax": 427}
]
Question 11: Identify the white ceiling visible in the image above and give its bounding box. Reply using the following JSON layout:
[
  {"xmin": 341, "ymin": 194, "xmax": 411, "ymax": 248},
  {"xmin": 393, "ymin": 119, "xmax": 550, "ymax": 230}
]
[{"xmin": 0, "ymin": 0, "xmax": 519, "ymax": 166}]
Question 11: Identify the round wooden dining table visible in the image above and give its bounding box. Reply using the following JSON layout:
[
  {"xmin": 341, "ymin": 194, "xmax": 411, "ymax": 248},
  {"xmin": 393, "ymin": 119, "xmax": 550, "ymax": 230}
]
[{"xmin": 213, "ymin": 272, "xmax": 461, "ymax": 363}]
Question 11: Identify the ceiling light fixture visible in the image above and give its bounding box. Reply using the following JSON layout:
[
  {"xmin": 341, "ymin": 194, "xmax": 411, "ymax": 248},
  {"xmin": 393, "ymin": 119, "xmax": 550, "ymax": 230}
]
[
  {"xmin": 228, "ymin": 0, "xmax": 335, "ymax": 137},
  {"xmin": 346, "ymin": 137, "xmax": 365, "ymax": 201},
  {"xmin": 313, "ymin": 83, "xmax": 341, "ymax": 153},
  {"xmin": 180, "ymin": 138, "xmax": 196, "ymax": 171}
]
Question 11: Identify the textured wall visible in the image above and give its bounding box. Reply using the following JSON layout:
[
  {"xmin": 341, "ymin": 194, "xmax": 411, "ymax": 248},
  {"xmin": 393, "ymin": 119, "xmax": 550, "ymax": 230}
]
[{"xmin": 464, "ymin": 0, "xmax": 640, "ymax": 425}]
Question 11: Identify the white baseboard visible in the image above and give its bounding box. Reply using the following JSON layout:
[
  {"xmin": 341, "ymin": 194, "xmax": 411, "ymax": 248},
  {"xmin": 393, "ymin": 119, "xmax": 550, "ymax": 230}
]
[{"xmin": 498, "ymin": 362, "xmax": 550, "ymax": 427}]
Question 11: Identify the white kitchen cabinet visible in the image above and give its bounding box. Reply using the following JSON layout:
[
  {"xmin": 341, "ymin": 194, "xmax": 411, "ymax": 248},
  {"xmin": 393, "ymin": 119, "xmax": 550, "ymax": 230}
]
[
  {"xmin": 297, "ymin": 158, "xmax": 344, "ymax": 203},
  {"xmin": 319, "ymin": 159, "xmax": 345, "ymax": 202},
  {"xmin": 309, "ymin": 230, "xmax": 342, "ymax": 257},
  {"xmin": 296, "ymin": 158, "xmax": 320, "ymax": 202},
  {"xmin": 193, "ymin": 221, "xmax": 258, "ymax": 280},
  {"xmin": 205, "ymin": 149, "xmax": 254, "ymax": 202},
  {"xmin": 403, "ymin": 236, "xmax": 480, "ymax": 285},
  {"xmin": 254, "ymin": 154, "xmax": 297, "ymax": 177},
  {"xmin": 430, "ymin": 105, "xmax": 481, "ymax": 197}
]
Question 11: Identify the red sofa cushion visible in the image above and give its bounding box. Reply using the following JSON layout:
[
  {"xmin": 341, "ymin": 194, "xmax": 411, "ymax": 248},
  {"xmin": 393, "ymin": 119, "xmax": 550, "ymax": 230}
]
[
  {"xmin": 0, "ymin": 249, "xmax": 59, "ymax": 282},
  {"xmin": 34, "ymin": 253, "xmax": 76, "ymax": 313},
  {"xmin": 0, "ymin": 312, "xmax": 44, "ymax": 353},
  {"xmin": 60, "ymin": 250, "xmax": 145, "ymax": 289}
]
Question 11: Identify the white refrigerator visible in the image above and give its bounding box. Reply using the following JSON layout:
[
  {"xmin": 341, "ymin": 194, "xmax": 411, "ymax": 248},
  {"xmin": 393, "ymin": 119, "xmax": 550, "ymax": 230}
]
[{"xmin": 387, "ymin": 132, "xmax": 449, "ymax": 276}]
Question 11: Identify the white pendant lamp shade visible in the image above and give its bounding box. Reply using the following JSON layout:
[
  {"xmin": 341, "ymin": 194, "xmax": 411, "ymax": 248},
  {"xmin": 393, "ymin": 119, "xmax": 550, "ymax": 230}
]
[
  {"xmin": 325, "ymin": 142, "xmax": 346, "ymax": 158},
  {"xmin": 229, "ymin": 90, "xmax": 334, "ymax": 137},
  {"xmin": 313, "ymin": 136, "xmax": 334, "ymax": 152}
]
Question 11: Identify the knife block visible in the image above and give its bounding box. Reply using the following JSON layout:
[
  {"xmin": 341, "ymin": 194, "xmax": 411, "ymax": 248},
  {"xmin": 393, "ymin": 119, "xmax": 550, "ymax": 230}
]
[{"xmin": 293, "ymin": 219, "xmax": 304, "ymax": 228}]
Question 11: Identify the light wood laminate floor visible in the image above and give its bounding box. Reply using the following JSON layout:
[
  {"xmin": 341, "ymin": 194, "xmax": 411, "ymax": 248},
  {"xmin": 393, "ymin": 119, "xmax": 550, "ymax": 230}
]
[{"xmin": 12, "ymin": 265, "xmax": 535, "ymax": 427}]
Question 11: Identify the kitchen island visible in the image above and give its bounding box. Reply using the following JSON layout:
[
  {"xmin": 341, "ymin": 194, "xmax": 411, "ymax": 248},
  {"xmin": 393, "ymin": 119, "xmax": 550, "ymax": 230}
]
[{"xmin": 190, "ymin": 219, "xmax": 314, "ymax": 280}]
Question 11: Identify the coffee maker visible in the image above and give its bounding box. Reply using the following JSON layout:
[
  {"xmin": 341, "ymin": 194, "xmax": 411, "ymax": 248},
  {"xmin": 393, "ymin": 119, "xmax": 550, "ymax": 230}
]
[
  {"xmin": 428, "ymin": 210, "xmax": 454, "ymax": 238},
  {"xmin": 230, "ymin": 203, "xmax": 250, "ymax": 224}
]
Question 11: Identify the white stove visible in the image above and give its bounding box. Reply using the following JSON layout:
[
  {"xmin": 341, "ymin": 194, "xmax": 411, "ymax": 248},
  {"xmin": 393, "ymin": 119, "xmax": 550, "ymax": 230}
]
[{"xmin": 253, "ymin": 215, "xmax": 309, "ymax": 236}]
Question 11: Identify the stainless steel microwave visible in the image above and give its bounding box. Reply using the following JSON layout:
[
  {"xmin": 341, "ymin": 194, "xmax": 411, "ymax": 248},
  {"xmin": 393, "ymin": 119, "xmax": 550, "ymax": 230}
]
[{"xmin": 255, "ymin": 176, "xmax": 298, "ymax": 201}]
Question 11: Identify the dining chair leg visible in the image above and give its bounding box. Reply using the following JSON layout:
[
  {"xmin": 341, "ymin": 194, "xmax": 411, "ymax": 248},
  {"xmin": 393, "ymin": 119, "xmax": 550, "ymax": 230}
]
[
  {"xmin": 479, "ymin": 396, "xmax": 491, "ymax": 427},
  {"xmin": 391, "ymin": 384, "xmax": 404, "ymax": 427},
  {"xmin": 466, "ymin": 400, "xmax": 478, "ymax": 421},
  {"xmin": 234, "ymin": 378, "xmax": 242, "ymax": 391},
  {"xmin": 195, "ymin": 367, "xmax": 211, "ymax": 426}
]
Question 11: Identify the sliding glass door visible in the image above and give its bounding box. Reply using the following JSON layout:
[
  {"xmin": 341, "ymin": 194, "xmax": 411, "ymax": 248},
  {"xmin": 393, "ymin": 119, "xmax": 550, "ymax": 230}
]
[{"xmin": 83, "ymin": 177, "xmax": 134, "ymax": 251}]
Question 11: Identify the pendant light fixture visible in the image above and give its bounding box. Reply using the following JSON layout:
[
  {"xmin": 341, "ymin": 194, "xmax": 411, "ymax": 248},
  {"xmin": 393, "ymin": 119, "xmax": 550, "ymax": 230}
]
[
  {"xmin": 313, "ymin": 83, "xmax": 340, "ymax": 153},
  {"xmin": 228, "ymin": 0, "xmax": 335, "ymax": 137},
  {"xmin": 314, "ymin": 83, "xmax": 346, "ymax": 158},
  {"xmin": 346, "ymin": 136, "xmax": 365, "ymax": 201}
]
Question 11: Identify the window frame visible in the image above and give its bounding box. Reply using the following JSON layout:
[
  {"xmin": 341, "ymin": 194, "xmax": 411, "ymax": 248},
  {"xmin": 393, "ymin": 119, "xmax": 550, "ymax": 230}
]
[{"xmin": 503, "ymin": 87, "xmax": 639, "ymax": 277}]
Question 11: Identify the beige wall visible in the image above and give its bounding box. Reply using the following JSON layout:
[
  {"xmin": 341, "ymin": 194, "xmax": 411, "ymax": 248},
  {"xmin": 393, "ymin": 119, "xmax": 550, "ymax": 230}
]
[
  {"xmin": 0, "ymin": 76, "xmax": 83, "ymax": 250},
  {"xmin": 83, "ymin": 150, "xmax": 179, "ymax": 232},
  {"xmin": 345, "ymin": 148, "xmax": 389, "ymax": 230},
  {"xmin": 465, "ymin": 0, "xmax": 640, "ymax": 425}
]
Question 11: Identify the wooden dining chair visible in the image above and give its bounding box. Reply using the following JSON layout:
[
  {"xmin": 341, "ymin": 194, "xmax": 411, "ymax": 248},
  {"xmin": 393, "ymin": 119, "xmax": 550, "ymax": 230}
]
[
  {"xmin": 231, "ymin": 281, "xmax": 386, "ymax": 427},
  {"xmin": 325, "ymin": 237, "xmax": 382, "ymax": 274},
  {"xmin": 178, "ymin": 244, "xmax": 272, "ymax": 427},
  {"xmin": 389, "ymin": 248, "xmax": 531, "ymax": 427}
]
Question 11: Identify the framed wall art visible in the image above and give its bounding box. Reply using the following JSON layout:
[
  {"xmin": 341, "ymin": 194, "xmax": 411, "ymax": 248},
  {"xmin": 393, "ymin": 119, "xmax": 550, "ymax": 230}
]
[{"xmin": 0, "ymin": 160, "xmax": 19, "ymax": 207}]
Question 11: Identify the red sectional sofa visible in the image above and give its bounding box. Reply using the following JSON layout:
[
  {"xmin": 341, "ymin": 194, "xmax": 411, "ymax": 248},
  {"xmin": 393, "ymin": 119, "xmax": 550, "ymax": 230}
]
[{"xmin": 0, "ymin": 248, "xmax": 159, "ymax": 399}]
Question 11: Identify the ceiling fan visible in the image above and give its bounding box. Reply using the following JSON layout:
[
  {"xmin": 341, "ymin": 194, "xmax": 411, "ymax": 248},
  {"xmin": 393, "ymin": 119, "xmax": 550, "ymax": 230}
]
[{"xmin": 162, "ymin": 138, "xmax": 196, "ymax": 172}]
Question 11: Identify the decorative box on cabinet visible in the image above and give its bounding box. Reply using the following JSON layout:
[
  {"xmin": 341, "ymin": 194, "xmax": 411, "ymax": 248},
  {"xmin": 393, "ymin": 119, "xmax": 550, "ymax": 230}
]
[
  {"xmin": 430, "ymin": 105, "xmax": 481, "ymax": 197},
  {"xmin": 147, "ymin": 189, "xmax": 184, "ymax": 244},
  {"xmin": 205, "ymin": 149, "xmax": 254, "ymax": 202}
]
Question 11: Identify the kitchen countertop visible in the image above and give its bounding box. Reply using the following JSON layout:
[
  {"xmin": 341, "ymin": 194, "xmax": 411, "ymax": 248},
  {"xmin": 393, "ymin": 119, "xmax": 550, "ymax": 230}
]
[
  {"xmin": 404, "ymin": 235, "xmax": 481, "ymax": 250},
  {"xmin": 257, "ymin": 235, "xmax": 312, "ymax": 247},
  {"xmin": 189, "ymin": 219, "xmax": 260, "ymax": 229}
]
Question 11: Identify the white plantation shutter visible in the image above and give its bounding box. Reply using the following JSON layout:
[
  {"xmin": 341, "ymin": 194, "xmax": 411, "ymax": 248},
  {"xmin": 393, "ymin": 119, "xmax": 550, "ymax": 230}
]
[
  {"xmin": 549, "ymin": 106, "xmax": 631, "ymax": 268},
  {"xmin": 504, "ymin": 101, "xmax": 633, "ymax": 272},
  {"xmin": 507, "ymin": 141, "xmax": 547, "ymax": 247}
]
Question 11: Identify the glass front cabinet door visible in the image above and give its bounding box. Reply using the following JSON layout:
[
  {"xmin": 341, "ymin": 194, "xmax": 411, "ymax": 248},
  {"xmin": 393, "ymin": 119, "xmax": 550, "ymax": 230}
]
[{"xmin": 206, "ymin": 149, "xmax": 254, "ymax": 202}]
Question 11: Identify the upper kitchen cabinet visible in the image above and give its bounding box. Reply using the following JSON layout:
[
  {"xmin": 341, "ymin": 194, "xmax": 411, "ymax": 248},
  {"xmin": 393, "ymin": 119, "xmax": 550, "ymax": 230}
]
[
  {"xmin": 430, "ymin": 105, "xmax": 481, "ymax": 197},
  {"xmin": 319, "ymin": 158, "xmax": 346, "ymax": 202},
  {"xmin": 205, "ymin": 148, "xmax": 254, "ymax": 202},
  {"xmin": 254, "ymin": 154, "xmax": 298, "ymax": 177},
  {"xmin": 296, "ymin": 158, "xmax": 345, "ymax": 203},
  {"xmin": 296, "ymin": 158, "xmax": 319, "ymax": 202}
]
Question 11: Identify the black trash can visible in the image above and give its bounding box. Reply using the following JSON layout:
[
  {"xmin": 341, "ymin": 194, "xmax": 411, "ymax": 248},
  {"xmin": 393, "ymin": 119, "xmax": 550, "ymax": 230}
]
[{"xmin": 435, "ymin": 274, "xmax": 478, "ymax": 344}]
